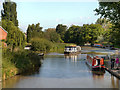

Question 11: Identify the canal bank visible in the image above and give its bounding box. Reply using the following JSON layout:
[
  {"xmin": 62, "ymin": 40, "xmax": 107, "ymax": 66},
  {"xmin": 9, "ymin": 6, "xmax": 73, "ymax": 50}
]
[
  {"xmin": 2, "ymin": 52, "xmax": 120, "ymax": 88},
  {"xmin": 1, "ymin": 47, "xmax": 120, "ymax": 88},
  {"xmin": 2, "ymin": 49, "xmax": 42, "ymax": 81},
  {"xmin": 105, "ymin": 61, "xmax": 120, "ymax": 79},
  {"xmin": 1, "ymin": 43, "xmax": 74, "ymax": 81},
  {"xmin": 82, "ymin": 46, "xmax": 120, "ymax": 79}
]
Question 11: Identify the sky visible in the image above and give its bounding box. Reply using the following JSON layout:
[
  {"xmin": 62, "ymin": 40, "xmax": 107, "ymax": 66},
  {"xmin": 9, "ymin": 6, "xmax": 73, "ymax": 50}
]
[{"xmin": 0, "ymin": 0, "xmax": 101, "ymax": 32}]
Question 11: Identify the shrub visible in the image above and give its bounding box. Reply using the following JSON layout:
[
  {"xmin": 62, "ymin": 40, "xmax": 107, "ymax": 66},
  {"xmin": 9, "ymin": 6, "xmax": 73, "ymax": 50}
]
[
  {"xmin": 2, "ymin": 48, "xmax": 41, "ymax": 80},
  {"xmin": 31, "ymin": 38, "xmax": 53, "ymax": 51}
]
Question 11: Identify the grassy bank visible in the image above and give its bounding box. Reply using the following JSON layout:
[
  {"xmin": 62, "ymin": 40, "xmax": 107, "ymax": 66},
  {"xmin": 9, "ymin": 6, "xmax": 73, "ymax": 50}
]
[
  {"xmin": 31, "ymin": 40, "xmax": 76, "ymax": 53},
  {"xmin": 2, "ymin": 48, "xmax": 41, "ymax": 80},
  {"xmin": 2, "ymin": 42, "xmax": 75, "ymax": 80},
  {"xmin": 114, "ymin": 45, "xmax": 120, "ymax": 49}
]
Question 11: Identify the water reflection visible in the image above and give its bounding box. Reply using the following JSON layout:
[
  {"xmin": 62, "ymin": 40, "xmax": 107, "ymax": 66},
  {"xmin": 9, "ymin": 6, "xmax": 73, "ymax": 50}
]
[
  {"xmin": 64, "ymin": 54, "xmax": 87, "ymax": 62},
  {"xmin": 2, "ymin": 52, "xmax": 120, "ymax": 88},
  {"xmin": 64, "ymin": 54, "xmax": 78, "ymax": 62},
  {"xmin": 111, "ymin": 75, "xmax": 119, "ymax": 88},
  {"xmin": 2, "ymin": 75, "xmax": 21, "ymax": 88},
  {"xmin": 92, "ymin": 71, "xmax": 105, "ymax": 80}
]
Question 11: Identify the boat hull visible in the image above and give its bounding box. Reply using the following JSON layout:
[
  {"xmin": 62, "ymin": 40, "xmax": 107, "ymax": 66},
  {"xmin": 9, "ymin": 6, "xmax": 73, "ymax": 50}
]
[
  {"xmin": 92, "ymin": 67, "xmax": 105, "ymax": 72},
  {"xmin": 86, "ymin": 61, "xmax": 105, "ymax": 72},
  {"xmin": 64, "ymin": 51, "xmax": 80, "ymax": 55}
]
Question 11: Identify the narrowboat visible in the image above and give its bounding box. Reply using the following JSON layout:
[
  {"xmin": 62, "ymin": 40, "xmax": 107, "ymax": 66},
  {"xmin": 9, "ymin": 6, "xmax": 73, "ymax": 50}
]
[
  {"xmin": 64, "ymin": 45, "xmax": 81, "ymax": 54},
  {"xmin": 86, "ymin": 55, "xmax": 105, "ymax": 72}
]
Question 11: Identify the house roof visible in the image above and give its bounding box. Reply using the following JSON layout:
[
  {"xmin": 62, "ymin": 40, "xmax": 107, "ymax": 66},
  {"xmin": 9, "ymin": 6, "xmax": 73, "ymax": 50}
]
[{"xmin": 0, "ymin": 26, "xmax": 8, "ymax": 33}]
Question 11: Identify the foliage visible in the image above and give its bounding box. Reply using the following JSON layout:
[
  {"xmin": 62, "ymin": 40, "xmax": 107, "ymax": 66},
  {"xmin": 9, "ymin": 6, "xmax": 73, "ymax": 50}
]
[
  {"xmin": 64, "ymin": 25, "xmax": 81, "ymax": 44},
  {"xmin": 94, "ymin": 2, "xmax": 120, "ymax": 26},
  {"xmin": 31, "ymin": 38, "xmax": 53, "ymax": 51},
  {"xmin": 2, "ymin": 48, "xmax": 41, "ymax": 80},
  {"xmin": 110, "ymin": 27, "xmax": 120, "ymax": 45},
  {"xmin": 95, "ymin": 2, "xmax": 120, "ymax": 45},
  {"xmin": 1, "ymin": 1, "xmax": 18, "ymax": 26},
  {"xmin": 27, "ymin": 23, "xmax": 43, "ymax": 43},
  {"xmin": 1, "ymin": 20, "xmax": 25, "ymax": 50},
  {"xmin": 1, "ymin": 0, "xmax": 26, "ymax": 50},
  {"xmin": 64, "ymin": 24, "xmax": 103, "ymax": 45},
  {"xmin": 56, "ymin": 24, "xmax": 67, "ymax": 40},
  {"xmin": 96, "ymin": 18, "xmax": 113, "ymax": 43},
  {"xmin": 44, "ymin": 28, "xmax": 62, "ymax": 43}
]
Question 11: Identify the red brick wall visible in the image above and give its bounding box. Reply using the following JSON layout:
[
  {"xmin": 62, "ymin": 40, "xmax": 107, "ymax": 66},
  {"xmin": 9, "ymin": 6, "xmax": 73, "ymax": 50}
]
[{"xmin": 0, "ymin": 27, "xmax": 7, "ymax": 40}]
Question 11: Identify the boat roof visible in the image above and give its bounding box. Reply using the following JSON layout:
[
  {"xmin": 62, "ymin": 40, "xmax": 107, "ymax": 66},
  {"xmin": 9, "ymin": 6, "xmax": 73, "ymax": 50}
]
[
  {"xmin": 65, "ymin": 46, "xmax": 76, "ymax": 48},
  {"xmin": 87, "ymin": 54, "xmax": 106, "ymax": 59},
  {"xmin": 0, "ymin": 26, "xmax": 8, "ymax": 33}
]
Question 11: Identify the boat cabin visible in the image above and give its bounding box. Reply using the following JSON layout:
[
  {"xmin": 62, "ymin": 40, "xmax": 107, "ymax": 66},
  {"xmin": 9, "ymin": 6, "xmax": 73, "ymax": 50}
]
[
  {"xmin": 86, "ymin": 55, "xmax": 105, "ymax": 71},
  {"xmin": 64, "ymin": 45, "xmax": 81, "ymax": 54}
]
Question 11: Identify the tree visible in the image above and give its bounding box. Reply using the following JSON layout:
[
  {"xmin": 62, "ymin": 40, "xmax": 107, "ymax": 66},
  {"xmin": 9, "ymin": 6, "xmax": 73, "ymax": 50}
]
[
  {"xmin": 94, "ymin": 2, "xmax": 120, "ymax": 44},
  {"xmin": 64, "ymin": 25, "xmax": 80, "ymax": 43},
  {"xmin": 44, "ymin": 28, "xmax": 61, "ymax": 43},
  {"xmin": 56, "ymin": 24, "xmax": 67, "ymax": 41},
  {"xmin": 94, "ymin": 2, "xmax": 120, "ymax": 26},
  {"xmin": 64, "ymin": 24, "xmax": 103, "ymax": 45},
  {"xmin": 2, "ymin": 20, "xmax": 25, "ymax": 50},
  {"xmin": 26, "ymin": 23, "xmax": 43, "ymax": 43},
  {"xmin": 88, "ymin": 24, "xmax": 103, "ymax": 44},
  {"xmin": 95, "ymin": 18, "xmax": 113, "ymax": 43},
  {"xmin": 27, "ymin": 25, "xmax": 32, "ymax": 43},
  {"xmin": 1, "ymin": 1, "xmax": 18, "ymax": 26},
  {"xmin": 31, "ymin": 38, "xmax": 53, "ymax": 51}
]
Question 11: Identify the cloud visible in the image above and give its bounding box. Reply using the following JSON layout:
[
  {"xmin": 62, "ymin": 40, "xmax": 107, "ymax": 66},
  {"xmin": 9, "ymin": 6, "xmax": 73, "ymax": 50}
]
[{"xmin": 56, "ymin": 18, "xmax": 64, "ymax": 23}]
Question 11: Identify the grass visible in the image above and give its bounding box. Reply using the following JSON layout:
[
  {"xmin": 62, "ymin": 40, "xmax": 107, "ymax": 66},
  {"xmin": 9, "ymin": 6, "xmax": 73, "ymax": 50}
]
[
  {"xmin": 82, "ymin": 51, "xmax": 109, "ymax": 55},
  {"xmin": 114, "ymin": 45, "xmax": 120, "ymax": 49}
]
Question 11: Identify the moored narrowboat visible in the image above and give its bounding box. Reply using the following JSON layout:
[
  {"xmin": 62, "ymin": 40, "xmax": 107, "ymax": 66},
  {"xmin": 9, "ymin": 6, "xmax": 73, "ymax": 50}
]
[
  {"xmin": 86, "ymin": 55, "xmax": 105, "ymax": 72},
  {"xmin": 64, "ymin": 45, "xmax": 81, "ymax": 54}
]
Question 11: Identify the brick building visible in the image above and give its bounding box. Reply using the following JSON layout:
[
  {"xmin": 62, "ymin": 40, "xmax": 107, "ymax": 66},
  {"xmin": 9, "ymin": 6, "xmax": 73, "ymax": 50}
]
[{"xmin": 0, "ymin": 26, "xmax": 8, "ymax": 40}]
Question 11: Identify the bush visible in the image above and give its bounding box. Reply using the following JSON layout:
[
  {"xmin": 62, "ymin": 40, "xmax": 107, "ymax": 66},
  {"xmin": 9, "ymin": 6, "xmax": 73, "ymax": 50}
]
[
  {"xmin": 31, "ymin": 38, "xmax": 53, "ymax": 51},
  {"xmin": 2, "ymin": 48, "xmax": 41, "ymax": 80}
]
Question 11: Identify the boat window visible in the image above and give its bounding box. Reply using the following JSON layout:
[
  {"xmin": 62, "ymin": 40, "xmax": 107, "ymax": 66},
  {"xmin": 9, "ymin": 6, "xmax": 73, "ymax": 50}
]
[{"xmin": 96, "ymin": 59, "xmax": 100, "ymax": 65}]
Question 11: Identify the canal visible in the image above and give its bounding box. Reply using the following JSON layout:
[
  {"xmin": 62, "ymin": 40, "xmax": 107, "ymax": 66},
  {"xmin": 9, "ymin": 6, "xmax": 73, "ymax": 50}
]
[{"xmin": 2, "ymin": 47, "xmax": 120, "ymax": 88}]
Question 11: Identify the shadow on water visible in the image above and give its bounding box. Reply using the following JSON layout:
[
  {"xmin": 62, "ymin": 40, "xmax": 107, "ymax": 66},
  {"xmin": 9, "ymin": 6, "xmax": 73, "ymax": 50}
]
[
  {"xmin": 21, "ymin": 57, "xmax": 44, "ymax": 76},
  {"xmin": 111, "ymin": 75, "xmax": 119, "ymax": 88}
]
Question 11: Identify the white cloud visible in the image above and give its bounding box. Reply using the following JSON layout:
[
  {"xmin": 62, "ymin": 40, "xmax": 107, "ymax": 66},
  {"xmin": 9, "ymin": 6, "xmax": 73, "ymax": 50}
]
[{"xmin": 56, "ymin": 18, "xmax": 64, "ymax": 23}]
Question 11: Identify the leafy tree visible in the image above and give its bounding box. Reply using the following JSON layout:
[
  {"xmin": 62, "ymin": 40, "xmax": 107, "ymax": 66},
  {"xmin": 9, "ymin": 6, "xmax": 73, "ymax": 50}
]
[
  {"xmin": 2, "ymin": 20, "xmax": 25, "ymax": 50},
  {"xmin": 95, "ymin": 2, "xmax": 120, "ymax": 26},
  {"xmin": 95, "ymin": 2, "xmax": 120, "ymax": 44},
  {"xmin": 95, "ymin": 18, "xmax": 113, "ymax": 43},
  {"xmin": 31, "ymin": 38, "xmax": 53, "ymax": 51},
  {"xmin": 88, "ymin": 24, "xmax": 103, "ymax": 44},
  {"xmin": 64, "ymin": 25, "xmax": 81, "ymax": 43},
  {"xmin": 26, "ymin": 23, "xmax": 43, "ymax": 43},
  {"xmin": 44, "ymin": 28, "xmax": 61, "ymax": 43},
  {"xmin": 27, "ymin": 25, "xmax": 32, "ymax": 43},
  {"xmin": 1, "ymin": 0, "xmax": 25, "ymax": 51},
  {"xmin": 56, "ymin": 24, "xmax": 67, "ymax": 40},
  {"xmin": 64, "ymin": 24, "xmax": 103, "ymax": 45},
  {"xmin": 1, "ymin": 1, "xmax": 18, "ymax": 26}
]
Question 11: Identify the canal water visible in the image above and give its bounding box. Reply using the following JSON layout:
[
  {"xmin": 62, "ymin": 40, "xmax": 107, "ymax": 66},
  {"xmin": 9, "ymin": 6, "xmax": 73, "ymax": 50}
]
[{"xmin": 2, "ymin": 47, "xmax": 120, "ymax": 88}]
